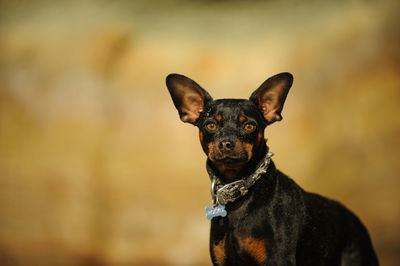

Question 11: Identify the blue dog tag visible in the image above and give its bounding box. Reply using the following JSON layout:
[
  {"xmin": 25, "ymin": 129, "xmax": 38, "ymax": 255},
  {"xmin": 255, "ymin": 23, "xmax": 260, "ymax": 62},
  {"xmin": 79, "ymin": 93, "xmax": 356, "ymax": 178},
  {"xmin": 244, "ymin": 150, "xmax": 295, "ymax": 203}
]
[{"xmin": 205, "ymin": 204, "xmax": 227, "ymax": 220}]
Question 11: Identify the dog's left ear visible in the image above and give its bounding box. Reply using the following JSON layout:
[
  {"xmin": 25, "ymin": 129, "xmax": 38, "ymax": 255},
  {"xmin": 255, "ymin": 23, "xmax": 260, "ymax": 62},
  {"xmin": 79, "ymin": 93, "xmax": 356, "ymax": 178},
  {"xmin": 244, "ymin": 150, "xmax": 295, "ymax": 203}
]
[{"xmin": 249, "ymin": 72, "xmax": 293, "ymax": 124}]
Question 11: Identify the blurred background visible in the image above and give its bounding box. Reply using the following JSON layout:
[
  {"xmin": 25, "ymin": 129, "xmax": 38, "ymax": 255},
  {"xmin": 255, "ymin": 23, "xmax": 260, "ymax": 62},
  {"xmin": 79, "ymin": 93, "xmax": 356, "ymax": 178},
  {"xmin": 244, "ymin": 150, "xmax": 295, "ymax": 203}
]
[{"xmin": 0, "ymin": 0, "xmax": 399, "ymax": 265}]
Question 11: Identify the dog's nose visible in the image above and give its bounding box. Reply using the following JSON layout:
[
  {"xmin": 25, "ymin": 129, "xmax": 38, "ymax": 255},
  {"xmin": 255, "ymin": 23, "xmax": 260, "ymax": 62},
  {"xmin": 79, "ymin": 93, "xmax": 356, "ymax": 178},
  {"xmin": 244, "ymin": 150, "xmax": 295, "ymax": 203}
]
[{"xmin": 218, "ymin": 140, "xmax": 235, "ymax": 151}]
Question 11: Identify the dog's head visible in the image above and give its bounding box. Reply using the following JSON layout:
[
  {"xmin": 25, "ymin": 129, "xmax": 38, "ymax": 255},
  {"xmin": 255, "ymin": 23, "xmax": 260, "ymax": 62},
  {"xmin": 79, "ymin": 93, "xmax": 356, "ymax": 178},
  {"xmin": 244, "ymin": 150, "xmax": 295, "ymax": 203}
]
[{"xmin": 166, "ymin": 73, "xmax": 293, "ymax": 178}]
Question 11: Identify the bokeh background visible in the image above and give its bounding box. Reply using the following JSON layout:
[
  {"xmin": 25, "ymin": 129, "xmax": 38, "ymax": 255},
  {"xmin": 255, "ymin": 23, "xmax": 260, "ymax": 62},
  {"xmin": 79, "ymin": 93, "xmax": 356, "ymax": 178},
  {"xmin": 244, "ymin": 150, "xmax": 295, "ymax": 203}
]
[{"xmin": 0, "ymin": 0, "xmax": 399, "ymax": 265}]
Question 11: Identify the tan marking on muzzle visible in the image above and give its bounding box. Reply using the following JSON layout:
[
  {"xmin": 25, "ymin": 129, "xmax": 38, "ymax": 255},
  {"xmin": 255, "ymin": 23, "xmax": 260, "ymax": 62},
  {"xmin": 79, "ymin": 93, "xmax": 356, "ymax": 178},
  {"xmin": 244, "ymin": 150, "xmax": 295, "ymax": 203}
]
[
  {"xmin": 208, "ymin": 142, "xmax": 215, "ymax": 158},
  {"xmin": 257, "ymin": 131, "xmax": 263, "ymax": 144},
  {"xmin": 243, "ymin": 142, "xmax": 253, "ymax": 161}
]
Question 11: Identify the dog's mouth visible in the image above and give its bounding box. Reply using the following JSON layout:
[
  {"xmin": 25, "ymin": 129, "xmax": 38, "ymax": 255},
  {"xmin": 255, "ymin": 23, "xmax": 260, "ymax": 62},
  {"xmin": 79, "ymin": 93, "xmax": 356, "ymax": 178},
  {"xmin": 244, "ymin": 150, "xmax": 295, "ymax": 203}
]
[
  {"xmin": 213, "ymin": 156, "xmax": 246, "ymax": 165},
  {"xmin": 207, "ymin": 140, "xmax": 253, "ymax": 171},
  {"xmin": 210, "ymin": 155, "xmax": 248, "ymax": 179}
]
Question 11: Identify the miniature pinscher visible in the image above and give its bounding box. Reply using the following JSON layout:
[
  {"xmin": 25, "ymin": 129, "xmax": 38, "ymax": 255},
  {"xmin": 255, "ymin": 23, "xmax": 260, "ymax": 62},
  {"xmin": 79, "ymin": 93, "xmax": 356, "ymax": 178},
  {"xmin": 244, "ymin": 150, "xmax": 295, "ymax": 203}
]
[{"xmin": 166, "ymin": 73, "xmax": 379, "ymax": 266}]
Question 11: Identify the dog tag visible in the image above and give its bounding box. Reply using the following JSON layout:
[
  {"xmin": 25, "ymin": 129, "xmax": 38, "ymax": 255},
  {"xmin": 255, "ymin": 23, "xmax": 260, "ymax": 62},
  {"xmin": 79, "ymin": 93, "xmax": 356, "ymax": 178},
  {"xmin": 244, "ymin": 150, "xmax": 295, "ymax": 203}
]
[{"xmin": 205, "ymin": 204, "xmax": 227, "ymax": 220}]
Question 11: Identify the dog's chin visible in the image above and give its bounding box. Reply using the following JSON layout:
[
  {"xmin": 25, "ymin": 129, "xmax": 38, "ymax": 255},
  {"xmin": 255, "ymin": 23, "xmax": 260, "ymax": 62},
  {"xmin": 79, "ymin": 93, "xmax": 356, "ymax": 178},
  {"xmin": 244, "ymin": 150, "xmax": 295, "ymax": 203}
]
[
  {"xmin": 214, "ymin": 157, "xmax": 245, "ymax": 165},
  {"xmin": 209, "ymin": 156, "xmax": 248, "ymax": 179}
]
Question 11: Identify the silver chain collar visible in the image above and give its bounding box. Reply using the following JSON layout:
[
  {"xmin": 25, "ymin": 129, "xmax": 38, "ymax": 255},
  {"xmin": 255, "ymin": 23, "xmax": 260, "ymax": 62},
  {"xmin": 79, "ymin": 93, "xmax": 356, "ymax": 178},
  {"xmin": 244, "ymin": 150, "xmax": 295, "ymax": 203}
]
[{"xmin": 207, "ymin": 151, "xmax": 274, "ymax": 206}]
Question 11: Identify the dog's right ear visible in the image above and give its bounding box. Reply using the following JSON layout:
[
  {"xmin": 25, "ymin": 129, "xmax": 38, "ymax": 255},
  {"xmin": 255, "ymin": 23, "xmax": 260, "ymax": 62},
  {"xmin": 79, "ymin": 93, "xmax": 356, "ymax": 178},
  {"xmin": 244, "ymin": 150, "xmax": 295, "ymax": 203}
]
[{"xmin": 166, "ymin": 74, "xmax": 213, "ymax": 125}]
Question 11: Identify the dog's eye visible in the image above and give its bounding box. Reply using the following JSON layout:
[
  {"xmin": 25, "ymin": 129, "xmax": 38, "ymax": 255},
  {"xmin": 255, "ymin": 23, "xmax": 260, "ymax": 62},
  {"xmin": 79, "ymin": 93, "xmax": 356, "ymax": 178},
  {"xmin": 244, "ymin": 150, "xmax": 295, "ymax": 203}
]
[
  {"xmin": 244, "ymin": 123, "xmax": 255, "ymax": 132},
  {"xmin": 206, "ymin": 123, "xmax": 217, "ymax": 131}
]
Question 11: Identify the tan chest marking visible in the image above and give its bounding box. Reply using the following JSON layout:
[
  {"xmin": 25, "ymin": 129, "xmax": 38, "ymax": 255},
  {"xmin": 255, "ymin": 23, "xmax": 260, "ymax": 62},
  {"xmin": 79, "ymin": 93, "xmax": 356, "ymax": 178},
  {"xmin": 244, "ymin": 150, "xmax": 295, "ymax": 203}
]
[
  {"xmin": 212, "ymin": 238, "xmax": 226, "ymax": 266},
  {"xmin": 239, "ymin": 238, "xmax": 267, "ymax": 264}
]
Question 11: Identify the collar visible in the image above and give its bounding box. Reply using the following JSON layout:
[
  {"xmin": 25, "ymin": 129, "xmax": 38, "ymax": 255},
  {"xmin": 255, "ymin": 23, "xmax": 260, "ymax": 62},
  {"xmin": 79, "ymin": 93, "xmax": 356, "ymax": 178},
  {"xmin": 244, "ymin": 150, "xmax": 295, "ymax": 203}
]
[{"xmin": 206, "ymin": 151, "xmax": 274, "ymax": 206}]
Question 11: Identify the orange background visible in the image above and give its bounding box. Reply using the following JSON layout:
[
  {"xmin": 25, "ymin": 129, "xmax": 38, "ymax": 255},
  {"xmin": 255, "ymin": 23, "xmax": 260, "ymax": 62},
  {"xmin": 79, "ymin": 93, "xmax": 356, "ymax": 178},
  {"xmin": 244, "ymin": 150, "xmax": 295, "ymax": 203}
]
[{"xmin": 0, "ymin": 1, "xmax": 399, "ymax": 265}]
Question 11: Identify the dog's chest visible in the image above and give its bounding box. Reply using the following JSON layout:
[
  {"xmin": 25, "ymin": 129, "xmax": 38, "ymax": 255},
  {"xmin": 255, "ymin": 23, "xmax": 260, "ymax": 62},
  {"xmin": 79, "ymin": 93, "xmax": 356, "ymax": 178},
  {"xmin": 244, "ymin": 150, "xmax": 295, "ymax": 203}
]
[{"xmin": 211, "ymin": 198, "xmax": 270, "ymax": 265}]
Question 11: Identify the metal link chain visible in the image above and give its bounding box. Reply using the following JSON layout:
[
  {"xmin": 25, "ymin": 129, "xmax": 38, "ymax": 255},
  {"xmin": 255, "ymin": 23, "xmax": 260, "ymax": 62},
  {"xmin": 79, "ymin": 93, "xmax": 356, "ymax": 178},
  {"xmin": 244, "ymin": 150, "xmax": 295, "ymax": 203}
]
[{"xmin": 207, "ymin": 152, "xmax": 274, "ymax": 206}]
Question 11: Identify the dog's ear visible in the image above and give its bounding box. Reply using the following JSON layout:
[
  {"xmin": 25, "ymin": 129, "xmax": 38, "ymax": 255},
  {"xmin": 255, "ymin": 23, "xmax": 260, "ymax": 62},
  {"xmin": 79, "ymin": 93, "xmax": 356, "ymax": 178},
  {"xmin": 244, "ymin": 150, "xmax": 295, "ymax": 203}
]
[
  {"xmin": 166, "ymin": 74, "xmax": 213, "ymax": 125},
  {"xmin": 249, "ymin": 72, "xmax": 293, "ymax": 124}
]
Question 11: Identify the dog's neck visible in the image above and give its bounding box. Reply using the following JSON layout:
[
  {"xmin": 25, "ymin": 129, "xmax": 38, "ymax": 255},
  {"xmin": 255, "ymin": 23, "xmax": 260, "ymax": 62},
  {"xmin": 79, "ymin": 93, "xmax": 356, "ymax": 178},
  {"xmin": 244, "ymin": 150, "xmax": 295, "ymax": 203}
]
[
  {"xmin": 207, "ymin": 141, "xmax": 269, "ymax": 183},
  {"xmin": 206, "ymin": 143, "xmax": 274, "ymax": 207}
]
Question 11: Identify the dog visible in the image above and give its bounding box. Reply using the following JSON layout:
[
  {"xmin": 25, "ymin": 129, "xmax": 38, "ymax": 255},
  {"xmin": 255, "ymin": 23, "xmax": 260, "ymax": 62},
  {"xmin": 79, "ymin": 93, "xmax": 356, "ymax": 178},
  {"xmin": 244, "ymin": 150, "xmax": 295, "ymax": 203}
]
[{"xmin": 166, "ymin": 72, "xmax": 379, "ymax": 266}]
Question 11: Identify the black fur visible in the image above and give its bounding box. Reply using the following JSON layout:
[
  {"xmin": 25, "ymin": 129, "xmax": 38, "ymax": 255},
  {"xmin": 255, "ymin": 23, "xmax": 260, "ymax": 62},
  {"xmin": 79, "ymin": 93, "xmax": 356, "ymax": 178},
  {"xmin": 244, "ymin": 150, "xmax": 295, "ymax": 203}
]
[{"xmin": 166, "ymin": 73, "xmax": 379, "ymax": 266}]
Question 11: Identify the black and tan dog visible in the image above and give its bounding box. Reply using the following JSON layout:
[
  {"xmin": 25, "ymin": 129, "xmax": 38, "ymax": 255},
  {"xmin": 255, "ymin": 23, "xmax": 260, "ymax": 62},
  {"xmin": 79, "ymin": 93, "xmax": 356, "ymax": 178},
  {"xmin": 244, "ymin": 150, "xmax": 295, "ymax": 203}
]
[{"xmin": 166, "ymin": 73, "xmax": 378, "ymax": 266}]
